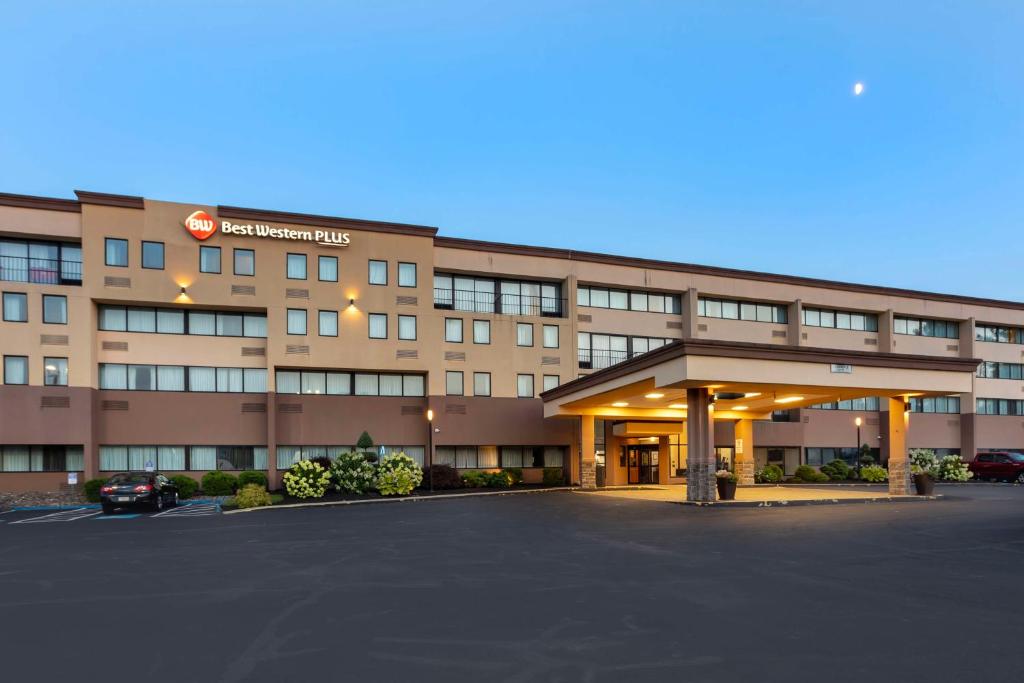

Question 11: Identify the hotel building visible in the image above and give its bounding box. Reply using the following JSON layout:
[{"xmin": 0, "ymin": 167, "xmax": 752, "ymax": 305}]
[{"xmin": 0, "ymin": 189, "xmax": 1020, "ymax": 496}]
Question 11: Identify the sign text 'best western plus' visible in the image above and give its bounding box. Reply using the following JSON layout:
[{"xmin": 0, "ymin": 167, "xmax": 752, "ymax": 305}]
[{"xmin": 184, "ymin": 210, "xmax": 351, "ymax": 247}]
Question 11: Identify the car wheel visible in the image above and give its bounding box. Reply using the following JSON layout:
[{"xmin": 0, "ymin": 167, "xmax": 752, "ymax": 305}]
[
  {"xmin": 1016, "ymin": 473, "xmax": 1024, "ymax": 485},
  {"xmin": 101, "ymin": 504, "xmax": 115, "ymax": 515},
  {"xmin": 153, "ymin": 494, "xmax": 164, "ymax": 512}
]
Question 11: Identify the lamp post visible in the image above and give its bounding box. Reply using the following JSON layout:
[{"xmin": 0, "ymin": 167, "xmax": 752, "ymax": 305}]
[
  {"xmin": 855, "ymin": 416, "xmax": 863, "ymax": 474},
  {"xmin": 427, "ymin": 408, "xmax": 434, "ymax": 492}
]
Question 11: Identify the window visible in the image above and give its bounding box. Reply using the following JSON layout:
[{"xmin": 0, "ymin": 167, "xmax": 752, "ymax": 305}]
[
  {"xmin": 543, "ymin": 325, "xmax": 559, "ymax": 348},
  {"xmin": 434, "ymin": 273, "xmax": 563, "ymax": 317},
  {"xmin": 977, "ymin": 361, "xmax": 1024, "ymax": 380},
  {"xmin": 977, "ymin": 399, "xmax": 1024, "ymax": 416},
  {"xmin": 517, "ymin": 373, "xmax": 534, "ymax": 398},
  {"xmin": 42, "ymin": 295, "xmax": 67, "ymax": 324},
  {"xmin": 577, "ymin": 332, "xmax": 671, "ymax": 370},
  {"xmin": 233, "ymin": 248, "xmax": 255, "ymax": 276},
  {"xmin": 318, "ymin": 255, "xmax": 338, "ymax": 282},
  {"xmin": 141, "ymin": 241, "xmax": 164, "ymax": 269},
  {"xmin": 398, "ymin": 262, "xmax": 417, "ymax": 287},
  {"xmin": 802, "ymin": 307, "xmax": 878, "ymax": 332},
  {"xmin": 543, "ymin": 374, "xmax": 559, "ymax": 392},
  {"xmin": 894, "ymin": 316, "xmax": 958, "ymax": 339},
  {"xmin": 105, "ymin": 238, "xmax": 128, "ymax": 267},
  {"xmin": 578, "ymin": 286, "xmax": 681, "ymax": 314},
  {"xmin": 368, "ymin": 313, "xmax": 387, "ymax": 339},
  {"xmin": 99, "ymin": 364, "xmax": 265, "ymax": 392},
  {"xmin": 517, "ymin": 323, "xmax": 534, "ymax": 347},
  {"xmin": 445, "ymin": 318, "xmax": 463, "ymax": 343},
  {"xmin": 808, "ymin": 397, "xmax": 881, "ymax": 411},
  {"xmin": 318, "ymin": 310, "xmax": 338, "ymax": 337},
  {"xmin": 473, "ymin": 320, "xmax": 490, "ymax": 344},
  {"xmin": 199, "ymin": 246, "xmax": 221, "ymax": 273},
  {"xmin": 698, "ymin": 296, "xmax": 788, "ymax": 323},
  {"xmin": 3, "ymin": 356, "xmax": 27, "ymax": 384},
  {"xmin": 277, "ymin": 371, "xmax": 425, "ymax": 397},
  {"xmin": 287, "ymin": 308, "xmax": 307, "ymax": 335},
  {"xmin": 976, "ymin": 324, "xmax": 1024, "ymax": 345},
  {"xmin": 1, "ymin": 239, "xmax": 82, "ymax": 285},
  {"xmin": 43, "ymin": 357, "xmax": 68, "ymax": 386},
  {"xmin": 446, "ymin": 371, "xmax": 464, "ymax": 396},
  {"xmin": 398, "ymin": 315, "xmax": 417, "ymax": 340},
  {"xmin": 369, "ymin": 260, "xmax": 387, "ymax": 285},
  {"xmin": 97, "ymin": 305, "xmax": 266, "ymax": 338},
  {"xmin": 908, "ymin": 396, "xmax": 960, "ymax": 414},
  {"xmin": 287, "ymin": 253, "xmax": 307, "ymax": 280},
  {"xmin": 473, "ymin": 372, "xmax": 491, "ymax": 396},
  {"xmin": 3, "ymin": 292, "xmax": 27, "ymax": 322}
]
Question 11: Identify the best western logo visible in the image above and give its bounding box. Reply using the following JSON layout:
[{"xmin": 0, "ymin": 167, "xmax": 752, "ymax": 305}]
[
  {"xmin": 182, "ymin": 211, "xmax": 351, "ymax": 247},
  {"xmin": 184, "ymin": 210, "xmax": 217, "ymax": 241}
]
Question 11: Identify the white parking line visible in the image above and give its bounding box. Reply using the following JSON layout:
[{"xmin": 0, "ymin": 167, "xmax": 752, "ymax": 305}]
[
  {"xmin": 152, "ymin": 503, "xmax": 219, "ymax": 518},
  {"xmin": 10, "ymin": 508, "xmax": 103, "ymax": 524}
]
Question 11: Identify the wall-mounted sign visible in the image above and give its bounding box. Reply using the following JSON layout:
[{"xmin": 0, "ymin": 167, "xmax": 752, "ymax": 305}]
[
  {"xmin": 183, "ymin": 212, "xmax": 351, "ymax": 248},
  {"xmin": 829, "ymin": 363, "xmax": 854, "ymax": 374}
]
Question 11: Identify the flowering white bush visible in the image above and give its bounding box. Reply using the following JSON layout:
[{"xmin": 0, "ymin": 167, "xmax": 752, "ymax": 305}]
[
  {"xmin": 331, "ymin": 451, "xmax": 376, "ymax": 494},
  {"xmin": 909, "ymin": 448, "xmax": 938, "ymax": 476},
  {"xmin": 937, "ymin": 454, "xmax": 972, "ymax": 482},
  {"xmin": 375, "ymin": 452, "xmax": 424, "ymax": 496},
  {"xmin": 282, "ymin": 459, "xmax": 331, "ymax": 499}
]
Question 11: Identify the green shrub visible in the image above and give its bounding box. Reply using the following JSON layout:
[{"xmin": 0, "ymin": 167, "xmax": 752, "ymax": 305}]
[
  {"xmin": 937, "ymin": 454, "xmax": 972, "ymax": 481},
  {"xmin": 461, "ymin": 471, "xmax": 487, "ymax": 488},
  {"xmin": 201, "ymin": 471, "xmax": 238, "ymax": 496},
  {"xmin": 503, "ymin": 468, "xmax": 523, "ymax": 485},
  {"xmin": 234, "ymin": 483, "xmax": 273, "ymax": 508},
  {"xmin": 860, "ymin": 464, "xmax": 888, "ymax": 483},
  {"xmin": 755, "ymin": 464, "xmax": 783, "ymax": 483},
  {"xmin": 331, "ymin": 451, "xmax": 376, "ymax": 493},
  {"xmin": 484, "ymin": 471, "xmax": 513, "ymax": 488},
  {"xmin": 421, "ymin": 464, "xmax": 462, "ymax": 490},
  {"xmin": 542, "ymin": 467, "xmax": 565, "ymax": 486},
  {"xmin": 83, "ymin": 478, "xmax": 107, "ymax": 503},
  {"xmin": 237, "ymin": 470, "xmax": 268, "ymax": 490},
  {"xmin": 171, "ymin": 475, "xmax": 199, "ymax": 499},
  {"xmin": 820, "ymin": 459, "xmax": 851, "ymax": 481},
  {"xmin": 792, "ymin": 465, "xmax": 829, "ymax": 483},
  {"xmin": 375, "ymin": 452, "xmax": 424, "ymax": 496},
  {"xmin": 283, "ymin": 460, "xmax": 331, "ymax": 499}
]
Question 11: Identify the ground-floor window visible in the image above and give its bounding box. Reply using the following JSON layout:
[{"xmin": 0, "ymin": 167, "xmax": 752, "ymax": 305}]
[
  {"xmin": 276, "ymin": 445, "xmax": 426, "ymax": 469},
  {"xmin": 0, "ymin": 445, "xmax": 83, "ymax": 472},
  {"xmin": 805, "ymin": 446, "xmax": 880, "ymax": 467},
  {"xmin": 754, "ymin": 447, "xmax": 801, "ymax": 476},
  {"xmin": 500, "ymin": 446, "xmax": 566, "ymax": 468},
  {"xmin": 99, "ymin": 445, "xmax": 268, "ymax": 471}
]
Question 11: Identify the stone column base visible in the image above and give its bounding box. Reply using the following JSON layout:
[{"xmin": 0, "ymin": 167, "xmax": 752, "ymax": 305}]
[
  {"xmin": 581, "ymin": 460, "xmax": 597, "ymax": 490},
  {"xmin": 735, "ymin": 460, "xmax": 755, "ymax": 486},
  {"xmin": 686, "ymin": 461, "xmax": 717, "ymax": 502},
  {"xmin": 888, "ymin": 460, "xmax": 911, "ymax": 495}
]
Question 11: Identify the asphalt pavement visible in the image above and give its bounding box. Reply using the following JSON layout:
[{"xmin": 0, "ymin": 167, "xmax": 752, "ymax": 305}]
[{"xmin": 2, "ymin": 485, "xmax": 1022, "ymax": 682}]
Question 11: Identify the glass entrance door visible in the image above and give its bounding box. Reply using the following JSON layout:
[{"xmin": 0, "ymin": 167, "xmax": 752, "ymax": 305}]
[{"xmin": 625, "ymin": 444, "xmax": 659, "ymax": 484}]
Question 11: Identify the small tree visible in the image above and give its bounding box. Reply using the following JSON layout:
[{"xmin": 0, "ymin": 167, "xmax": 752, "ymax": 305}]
[
  {"xmin": 356, "ymin": 431, "xmax": 375, "ymax": 460},
  {"xmin": 859, "ymin": 443, "xmax": 875, "ymax": 466}
]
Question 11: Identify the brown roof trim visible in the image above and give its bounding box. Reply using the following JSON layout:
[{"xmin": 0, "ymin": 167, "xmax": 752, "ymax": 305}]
[
  {"xmin": 218, "ymin": 205, "xmax": 438, "ymax": 238},
  {"xmin": 74, "ymin": 190, "xmax": 145, "ymax": 209},
  {"xmin": 434, "ymin": 236, "xmax": 1024, "ymax": 312},
  {"xmin": 540, "ymin": 338, "xmax": 981, "ymax": 401},
  {"xmin": 0, "ymin": 191, "xmax": 80, "ymax": 213}
]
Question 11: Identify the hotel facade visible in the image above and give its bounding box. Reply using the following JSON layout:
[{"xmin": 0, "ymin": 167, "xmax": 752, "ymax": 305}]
[{"xmin": 0, "ymin": 189, "xmax": 1021, "ymax": 496}]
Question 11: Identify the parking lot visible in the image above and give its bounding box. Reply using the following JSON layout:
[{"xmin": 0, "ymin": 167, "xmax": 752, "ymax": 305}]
[
  {"xmin": 0, "ymin": 500, "xmax": 221, "ymax": 524},
  {"xmin": 2, "ymin": 484, "xmax": 1024, "ymax": 682}
]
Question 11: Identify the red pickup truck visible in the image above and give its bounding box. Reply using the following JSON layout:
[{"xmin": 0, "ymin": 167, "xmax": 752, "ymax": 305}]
[{"xmin": 969, "ymin": 452, "xmax": 1024, "ymax": 483}]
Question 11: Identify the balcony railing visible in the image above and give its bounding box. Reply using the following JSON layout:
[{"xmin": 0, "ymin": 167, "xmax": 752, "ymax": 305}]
[
  {"xmin": 0, "ymin": 255, "xmax": 82, "ymax": 285},
  {"xmin": 434, "ymin": 288, "xmax": 566, "ymax": 318},
  {"xmin": 577, "ymin": 349, "xmax": 640, "ymax": 371}
]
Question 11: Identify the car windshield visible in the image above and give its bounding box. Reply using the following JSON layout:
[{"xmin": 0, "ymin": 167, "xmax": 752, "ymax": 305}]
[
  {"xmin": 108, "ymin": 473, "xmax": 151, "ymax": 484},
  {"xmin": 1008, "ymin": 453, "xmax": 1024, "ymax": 462}
]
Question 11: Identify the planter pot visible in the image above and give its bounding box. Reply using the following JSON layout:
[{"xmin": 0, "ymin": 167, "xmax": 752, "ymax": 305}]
[
  {"xmin": 913, "ymin": 473, "xmax": 935, "ymax": 496},
  {"xmin": 717, "ymin": 478, "xmax": 737, "ymax": 500}
]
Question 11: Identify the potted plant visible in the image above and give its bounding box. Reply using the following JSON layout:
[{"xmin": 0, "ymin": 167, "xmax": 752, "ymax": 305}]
[
  {"xmin": 909, "ymin": 448, "xmax": 938, "ymax": 495},
  {"xmin": 716, "ymin": 469, "xmax": 738, "ymax": 500}
]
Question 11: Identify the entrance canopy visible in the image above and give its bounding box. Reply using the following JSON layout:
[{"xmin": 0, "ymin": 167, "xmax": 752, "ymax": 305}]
[{"xmin": 542, "ymin": 339, "xmax": 979, "ymax": 421}]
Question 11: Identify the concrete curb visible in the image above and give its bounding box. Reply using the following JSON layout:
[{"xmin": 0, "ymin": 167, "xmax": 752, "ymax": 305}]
[
  {"xmin": 673, "ymin": 494, "xmax": 944, "ymax": 508},
  {"xmin": 223, "ymin": 486, "xmax": 576, "ymax": 514}
]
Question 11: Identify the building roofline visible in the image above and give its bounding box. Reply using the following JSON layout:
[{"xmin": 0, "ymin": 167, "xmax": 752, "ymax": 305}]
[
  {"xmin": 434, "ymin": 236, "xmax": 1024, "ymax": 312},
  {"xmin": 218, "ymin": 205, "xmax": 438, "ymax": 238},
  {"xmin": 539, "ymin": 338, "xmax": 982, "ymax": 401},
  {"xmin": 74, "ymin": 190, "xmax": 146, "ymax": 209},
  {"xmin": 0, "ymin": 191, "xmax": 81, "ymax": 213}
]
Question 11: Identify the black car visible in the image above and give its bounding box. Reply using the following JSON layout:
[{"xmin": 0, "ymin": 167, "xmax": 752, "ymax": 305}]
[{"xmin": 100, "ymin": 472, "xmax": 179, "ymax": 514}]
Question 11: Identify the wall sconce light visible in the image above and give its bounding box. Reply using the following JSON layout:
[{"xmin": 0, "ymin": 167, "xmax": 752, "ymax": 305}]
[
  {"xmin": 180, "ymin": 286, "xmax": 187, "ymax": 295},
  {"xmin": 349, "ymin": 298, "xmax": 356, "ymax": 307}
]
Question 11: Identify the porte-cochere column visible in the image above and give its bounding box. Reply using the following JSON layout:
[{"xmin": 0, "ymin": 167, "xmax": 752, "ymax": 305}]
[
  {"xmin": 734, "ymin": 418, "xmax": 755, "ymax": 485},
  {"xmin": 686, "ymin": 388, "xmax": 716, "ymax": 502}
]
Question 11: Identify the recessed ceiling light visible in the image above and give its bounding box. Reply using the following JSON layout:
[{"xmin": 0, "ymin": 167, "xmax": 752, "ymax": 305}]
[
  {"xmin": 668, "ymin": 403, "xmax": 686, "ymax": 409},
  {"xmin": 645, "ymin": 393, "xmax": 664, "ymax": 399},
  {"xmin": 612, "ymin": 401, "xmax": 629, "ymax": 407},
  {"xmin": 774, "ymin": 396, "xmax": 804, "ymax": 404},
  {"xmin": 744, "ymin": 392, "xmax": 761, "ymax": 398},
  {"xmin": 732, "ymin": 406, "xmax": 748, "ymax": 411}
]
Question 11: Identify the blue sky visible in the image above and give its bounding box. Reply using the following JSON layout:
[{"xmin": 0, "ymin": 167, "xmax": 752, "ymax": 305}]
[{"xmin": 2, "ymin": 1, "xmax": 1021, "ymax": 299}]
